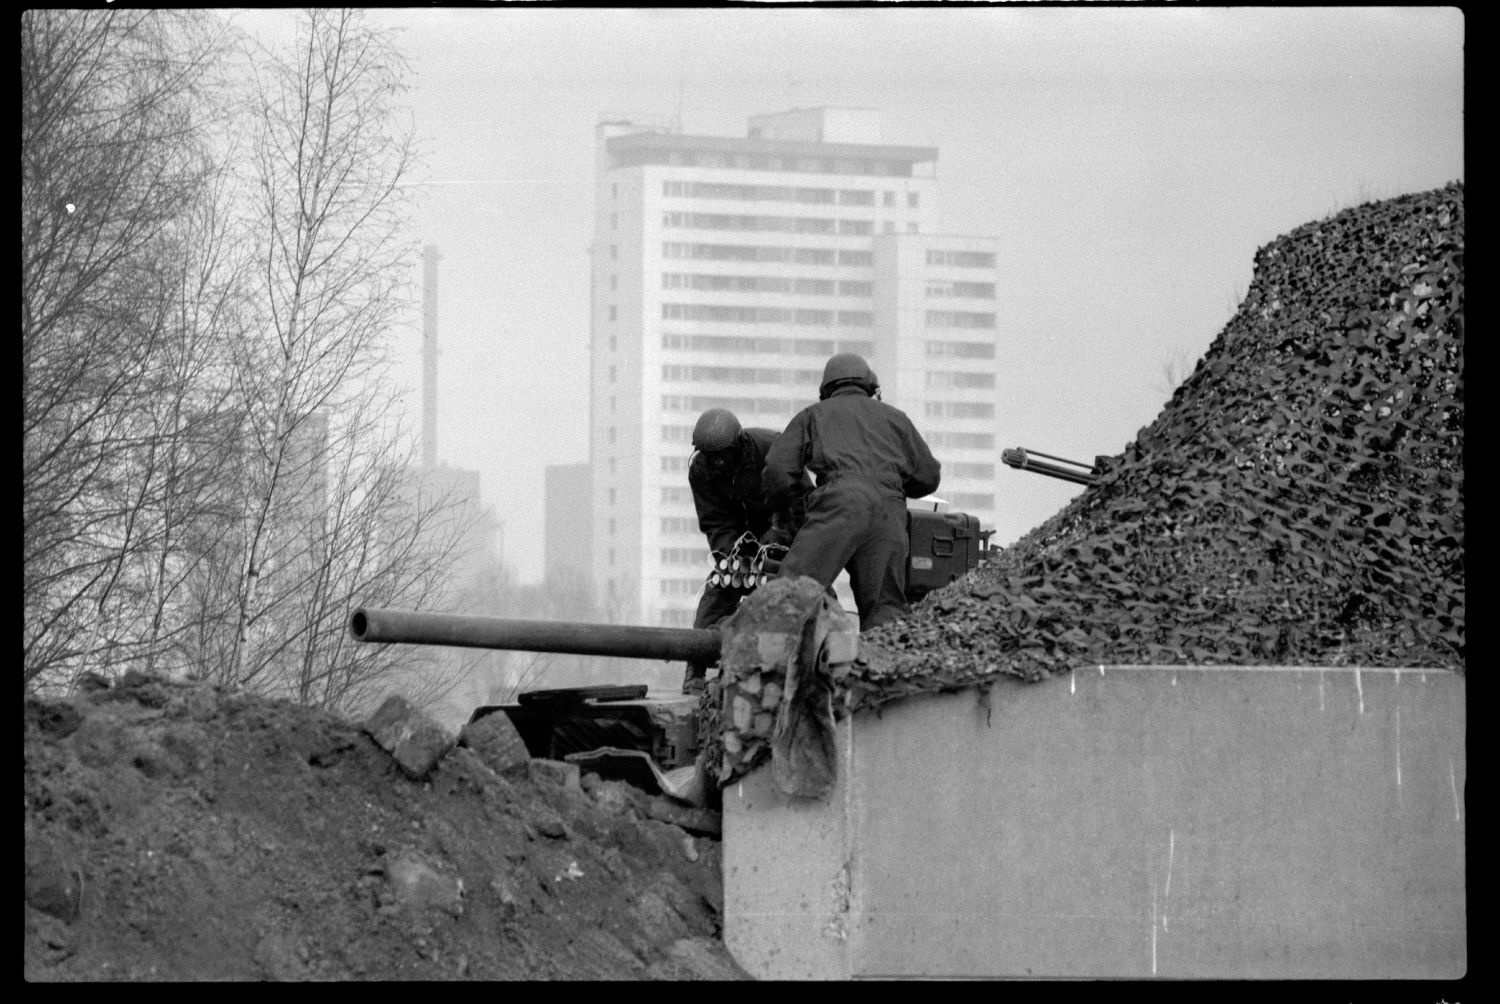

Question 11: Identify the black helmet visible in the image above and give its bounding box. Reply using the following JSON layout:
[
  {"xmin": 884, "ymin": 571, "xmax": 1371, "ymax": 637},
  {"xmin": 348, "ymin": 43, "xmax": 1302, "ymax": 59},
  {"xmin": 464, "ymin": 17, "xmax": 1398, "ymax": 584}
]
[
  {"xmin": 692, "ymin": 407, "xmax": 742, "ymax": 452},
  {"xmin": 819, "ymin": 352, "xmax": 876, "ymax": 400}
]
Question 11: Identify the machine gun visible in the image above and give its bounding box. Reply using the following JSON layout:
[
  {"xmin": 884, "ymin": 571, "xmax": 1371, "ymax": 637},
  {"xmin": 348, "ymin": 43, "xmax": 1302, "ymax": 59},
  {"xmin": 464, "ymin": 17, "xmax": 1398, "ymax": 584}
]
[{"xmin": 1001, "ymin": 447, "xmax": 1099, "ymax": 486}]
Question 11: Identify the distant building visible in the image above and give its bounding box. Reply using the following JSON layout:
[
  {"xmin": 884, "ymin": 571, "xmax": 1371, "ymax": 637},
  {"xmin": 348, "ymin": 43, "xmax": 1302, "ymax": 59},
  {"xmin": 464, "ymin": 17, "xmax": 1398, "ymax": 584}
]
[
  {"xmin": 591, "ymin": 108, "xmax": 1001, "ymax": 627},
  {"xmin": 544, "ymin": 463, "xmax": 593, "ymax": 584},
  {"xmin": 400, "ymin": 463, "xmax": 501, "ymax": 596}
]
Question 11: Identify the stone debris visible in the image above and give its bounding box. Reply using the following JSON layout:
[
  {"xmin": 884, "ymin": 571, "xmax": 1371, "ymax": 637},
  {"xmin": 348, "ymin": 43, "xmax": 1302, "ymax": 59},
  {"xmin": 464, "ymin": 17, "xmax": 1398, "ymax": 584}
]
[
  {"xmin": 457, "ymin": 710, "xmax": 532, "ymax": 776},
  {"xmin": 363, "ymin": 695, "xmax": 456, "ymax": 780}
]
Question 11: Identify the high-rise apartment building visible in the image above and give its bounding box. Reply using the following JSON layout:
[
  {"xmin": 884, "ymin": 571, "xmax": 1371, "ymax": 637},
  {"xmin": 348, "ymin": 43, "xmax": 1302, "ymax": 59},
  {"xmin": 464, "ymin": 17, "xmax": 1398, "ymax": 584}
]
[{"xmin": 590, "ymin": 108, "xmax": 1001, "ymax": 627}]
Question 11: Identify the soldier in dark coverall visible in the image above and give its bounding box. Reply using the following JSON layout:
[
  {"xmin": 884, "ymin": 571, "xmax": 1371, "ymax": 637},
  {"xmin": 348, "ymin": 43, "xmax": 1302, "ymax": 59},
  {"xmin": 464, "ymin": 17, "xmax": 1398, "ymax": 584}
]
[
  {"xmin": 761, "ymin": 352, "xmax": 941, "ymax": 631},
  {"xmin": 682, "ymin": 407, "xmax": 809, "ymax": 694}
]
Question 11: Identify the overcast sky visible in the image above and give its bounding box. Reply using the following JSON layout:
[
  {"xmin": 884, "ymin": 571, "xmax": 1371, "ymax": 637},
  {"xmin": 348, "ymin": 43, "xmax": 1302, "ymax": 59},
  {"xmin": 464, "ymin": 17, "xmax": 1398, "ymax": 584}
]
[{"xmin": 232, "ymin": 6, "xmax": 1464, "ymax": 585}]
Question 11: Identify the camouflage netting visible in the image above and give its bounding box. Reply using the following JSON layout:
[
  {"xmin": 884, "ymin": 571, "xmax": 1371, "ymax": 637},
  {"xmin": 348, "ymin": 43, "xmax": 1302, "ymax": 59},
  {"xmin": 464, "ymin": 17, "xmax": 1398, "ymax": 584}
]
[{"xmin": 851, "ymin": 182, "xmax": 1464, "ymax": 714}]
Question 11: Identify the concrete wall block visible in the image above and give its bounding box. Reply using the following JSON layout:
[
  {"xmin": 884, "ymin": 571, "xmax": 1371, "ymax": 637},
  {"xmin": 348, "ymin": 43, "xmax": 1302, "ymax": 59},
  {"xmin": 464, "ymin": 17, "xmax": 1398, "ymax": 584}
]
[
  {"xmin": 725, "ymin": 666, "xmax": 1466, "ymax": 980},
  {"xmin": 363, "ymin": 695, "xmax": 455, "ymax": 780},
  {"xmin": 458, "ymin": 711, "xmax": 531, "ymax": 776}
]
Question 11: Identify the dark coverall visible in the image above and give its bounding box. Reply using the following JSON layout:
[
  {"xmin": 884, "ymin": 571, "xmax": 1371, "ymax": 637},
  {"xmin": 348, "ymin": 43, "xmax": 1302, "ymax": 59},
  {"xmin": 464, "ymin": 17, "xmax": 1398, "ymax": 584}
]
[
  {"xmin": 761, "ymin": 386, "xmax": 941, "ymax": 631},
  {"xmin": 685, "ymin": 428, "xmax": 809, "ymax": 684}
]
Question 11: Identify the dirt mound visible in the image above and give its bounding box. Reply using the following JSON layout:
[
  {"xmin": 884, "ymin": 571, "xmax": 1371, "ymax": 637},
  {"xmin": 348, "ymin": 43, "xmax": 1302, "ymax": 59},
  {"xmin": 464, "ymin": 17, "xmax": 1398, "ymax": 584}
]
[
  {"xmin": 24, "ymin": 671, "xmax": 748, "ymax": 981},
  {"xmin": 856, "ymin": 182, "xmax": 1464, "ymax": 711}
]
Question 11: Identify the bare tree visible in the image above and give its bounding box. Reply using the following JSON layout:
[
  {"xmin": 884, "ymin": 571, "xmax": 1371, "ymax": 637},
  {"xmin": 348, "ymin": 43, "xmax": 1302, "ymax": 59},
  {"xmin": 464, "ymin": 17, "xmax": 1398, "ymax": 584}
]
[
  {"xmin": 22, "ymin": 9, "xmax": 238, "ymax": 691},
  {"xmin": 210, "ymin": 8, "xmax": 478, "ymax": 716},
  {"xmin": 24, "ymin": 9, "xmax": 477, "ymax": 718}
]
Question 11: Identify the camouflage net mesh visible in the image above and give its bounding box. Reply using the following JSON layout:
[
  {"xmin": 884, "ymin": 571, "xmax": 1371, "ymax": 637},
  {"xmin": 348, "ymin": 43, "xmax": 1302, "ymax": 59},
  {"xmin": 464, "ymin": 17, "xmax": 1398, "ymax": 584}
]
[{"xmin": 851, "ymin": 182, "xmax": 1464, "ymax": 714}]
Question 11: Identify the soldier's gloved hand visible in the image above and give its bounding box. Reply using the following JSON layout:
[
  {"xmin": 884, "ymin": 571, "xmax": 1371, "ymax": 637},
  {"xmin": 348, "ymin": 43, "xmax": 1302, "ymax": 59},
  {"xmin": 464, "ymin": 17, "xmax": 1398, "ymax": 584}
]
[
  {"xmin": 731, "ymin": 530, "xmax": 760, "ymax": 559},
  {"xmin": 763, "ymin": 514, "xmax": 793, "ymax": 548}
]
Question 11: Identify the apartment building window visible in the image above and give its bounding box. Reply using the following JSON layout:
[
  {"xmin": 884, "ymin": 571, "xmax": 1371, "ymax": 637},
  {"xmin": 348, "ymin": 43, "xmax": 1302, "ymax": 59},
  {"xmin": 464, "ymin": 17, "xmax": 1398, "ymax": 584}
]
[
  {"xmin": 883, "ymin": 191, "xmax": 896, "ymax": 207},
  {"xmin": 610, "ymin": 213, "xmax": 618, "ymax": 230},
  {"xmin": 838, "ymin": 189, "xmax": 875, "ymax": 206},
  {"xmin": 610, "ymin": 274, "xmax": 617, "ymax": 291},
  {"xmin": 610, "ymin": 245, "xmax": 617, "ymax": 260},
  {"xmin": 609, "ymin": 337, "xmax": 617, "ymax": 352},
  {"xmin": 608, "ymin": 457, "xmax": 616, "ymax": 474},
  {"xmin": 661, "ymin": 486, "xmax": 691, "ymax": 504},
  {"xmin": 661, "ymin": 424, "xmax": 694, "ymax": 444},
  {"xmin": 607, "ymin": 489, "xmax": 616, "ymax": 505},
  {"xmin": 663, "ymin": 303, "xmax": 840, "ymax": 326},
  {"xmin": 926, "ymin": 370, "xmax": 996, "ymax": 390},
  {"xmin": 609, "ymin": 365, "xmax": 616, "ymax": 382},
  {"xmin": 950, "ymin": 462, "xmax": 997, "ymax": 479},
  {"xmin": 837, "ymin": 311, "xmax": 874, "ymax": 327},
  {"xmin": 608, "ymin": 305, "xmax": 617, "ymax": 321},
  {"xmin": 907, "ymin": 222, "xmax": 919, "ymax": 233},
  {"xmin": 609, "ymin": 395, "xmax": 616, "ymax": 412},
  {"xmin": 884, "ymin": 221, "xmax": 896, "ymax": 234},
  {"xmin": 662, "ymin": 242, "xmax": 838, "ymax": 266},
  {"xmin": 838, "ymin": 250, "xmax": 873, "ymax": 267},
  {"xmin": 661, "ymin": 547, "xmax": 710, "ymax": 566},
  {"xmin": 662, "ymin": 455, "xmax": 689, "ymax": 473},
  {"xmin": 609, "ymin": 518, "xmax": 617, "ymax": 534},
  {"xmin": 609, "ymin": 548, "xmax": 616, "ymax": 565},
  {"xmin": 927, "ymin": 281, "xmax": 997, "ymax": 299},
  {"xmin": 611, "ymin": 183, "xmax": 618, "ymax": 199},
  {"xmin": 662, "ymin": 364, "xmax": 814, "ymax": 385},
  {"xmin": 793, "ymin": 248, "xmax": 836, "ymax": 265},
  {"xmin": 661, "ymin": 180, "xmax": 842, "ymax": 204},
  {"xmin": 607, "ymin": 427, "xmax": 616, "ymax": 443},
  {"xmin": 926, "ymin": 249, "xmax": 996, "ymax": 268},
  {"xmin": 925, "ymin": 340, "xmax": 996, "ymax": 359},
  {"xmin": 927, "ymin": 431, "xmax": 996, "ymax": 449},
  {"xmin": 660, "ymin": 516, "xmax": 698, "ymax": 534},
  {"xmin": 926, "ymin": 310, "xmax": 997, "ymax": 329},
  {"xmin": 663, "ymin": 211, "xmax": 840, "ymax": 235},
  {"xmin": 838, "ymin": 219, "xmax": 873, "ymax": 236},
  {"xmin": 925, "ymin": 401, "xmax": 995, "ymax": 419}
]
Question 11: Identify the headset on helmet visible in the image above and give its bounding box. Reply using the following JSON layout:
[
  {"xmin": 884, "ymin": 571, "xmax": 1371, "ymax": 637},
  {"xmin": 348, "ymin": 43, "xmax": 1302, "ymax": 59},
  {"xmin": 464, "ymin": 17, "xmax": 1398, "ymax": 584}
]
[
  {"xmin": 819, "ymin": 352, "xmax": 877, "ymax": 400},
  {"xmin": 692, "ymin": 407, "xmax": 742, "ymax": 453}
]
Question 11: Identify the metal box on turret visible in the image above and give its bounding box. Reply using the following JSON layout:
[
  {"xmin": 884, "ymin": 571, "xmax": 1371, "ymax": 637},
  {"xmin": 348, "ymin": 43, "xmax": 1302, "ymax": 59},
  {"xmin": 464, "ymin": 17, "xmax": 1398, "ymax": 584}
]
[{"xmin": 905, "ymin": 506, "xmax": 992, "ymax": 600}]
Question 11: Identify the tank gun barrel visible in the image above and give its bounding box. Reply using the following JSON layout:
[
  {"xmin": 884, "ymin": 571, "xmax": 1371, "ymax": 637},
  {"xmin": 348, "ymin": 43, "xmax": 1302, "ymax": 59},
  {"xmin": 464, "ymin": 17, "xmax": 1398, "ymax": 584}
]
[{"xmin": 349, "ymin": 607, "xmax": 722, "ymax": 664}]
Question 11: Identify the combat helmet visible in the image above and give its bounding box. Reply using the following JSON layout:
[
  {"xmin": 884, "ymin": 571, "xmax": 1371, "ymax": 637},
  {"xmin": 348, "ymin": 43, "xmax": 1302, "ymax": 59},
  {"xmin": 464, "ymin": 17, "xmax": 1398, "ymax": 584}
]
[
  {"xmin": 819, "ymin": 352, "xmax": 877, "ymax": 400},
  {"xmin": 692, "ymin": 407, "xmax": 743, "ymax": 452}
]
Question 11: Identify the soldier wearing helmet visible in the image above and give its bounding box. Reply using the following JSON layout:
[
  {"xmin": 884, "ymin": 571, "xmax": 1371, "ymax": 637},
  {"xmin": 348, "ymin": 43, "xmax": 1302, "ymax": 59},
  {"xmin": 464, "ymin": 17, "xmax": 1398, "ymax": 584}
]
[
  {"xmin": 682, "ymin": 407, "xmax": 809, "ymax": 693},
  {"xmin": 762, "ymin": 353, "xmax": 941, "ymax": 631}
]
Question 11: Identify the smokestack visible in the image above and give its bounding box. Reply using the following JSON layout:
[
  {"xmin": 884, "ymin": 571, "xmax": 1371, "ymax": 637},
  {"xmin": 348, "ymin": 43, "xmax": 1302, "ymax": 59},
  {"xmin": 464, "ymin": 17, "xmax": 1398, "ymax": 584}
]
[{"xmin": 422, "ymin": 244, "xmax": 441, "ymax": 469}]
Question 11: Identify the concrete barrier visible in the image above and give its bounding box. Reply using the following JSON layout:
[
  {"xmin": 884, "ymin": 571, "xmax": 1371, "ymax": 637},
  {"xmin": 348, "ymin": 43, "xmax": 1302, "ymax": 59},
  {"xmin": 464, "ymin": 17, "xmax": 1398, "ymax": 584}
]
[{"xmin": 723, "ymin": 665, "xmax": 1465, "ymax": 980}]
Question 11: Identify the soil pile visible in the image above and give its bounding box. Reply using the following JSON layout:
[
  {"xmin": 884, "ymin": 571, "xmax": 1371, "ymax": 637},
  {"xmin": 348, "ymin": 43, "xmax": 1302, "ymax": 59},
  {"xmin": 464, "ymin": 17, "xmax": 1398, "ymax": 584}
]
[
  {"xmin": 855, "ymin": 183, "xmax": 1464, "ymax": 711},
  {"xmin": 24, "ymin": 672, "xmax": 747, "ymax": 981}
]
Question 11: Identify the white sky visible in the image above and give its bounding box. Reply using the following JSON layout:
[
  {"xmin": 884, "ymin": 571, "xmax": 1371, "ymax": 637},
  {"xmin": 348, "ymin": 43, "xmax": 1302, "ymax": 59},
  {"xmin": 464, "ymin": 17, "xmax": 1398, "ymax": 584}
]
[{"xmin": 230, "ymin": 6, "xmax": 1465, "ymax": 584}]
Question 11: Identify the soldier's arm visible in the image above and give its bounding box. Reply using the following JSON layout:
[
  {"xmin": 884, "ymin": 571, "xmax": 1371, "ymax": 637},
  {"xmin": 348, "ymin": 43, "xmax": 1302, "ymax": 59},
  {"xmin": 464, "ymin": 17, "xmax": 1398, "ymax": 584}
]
[
  {"xmin": 901, "ymin": 415, "xmax": 942, "ymax": 498},
  {"xmin": 761, "ymin": 412, "xmax": 811, "ymax": 507},
  {"xmin": 691, "ymin": 464, "xmax": 744, "ymax": 556}
]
